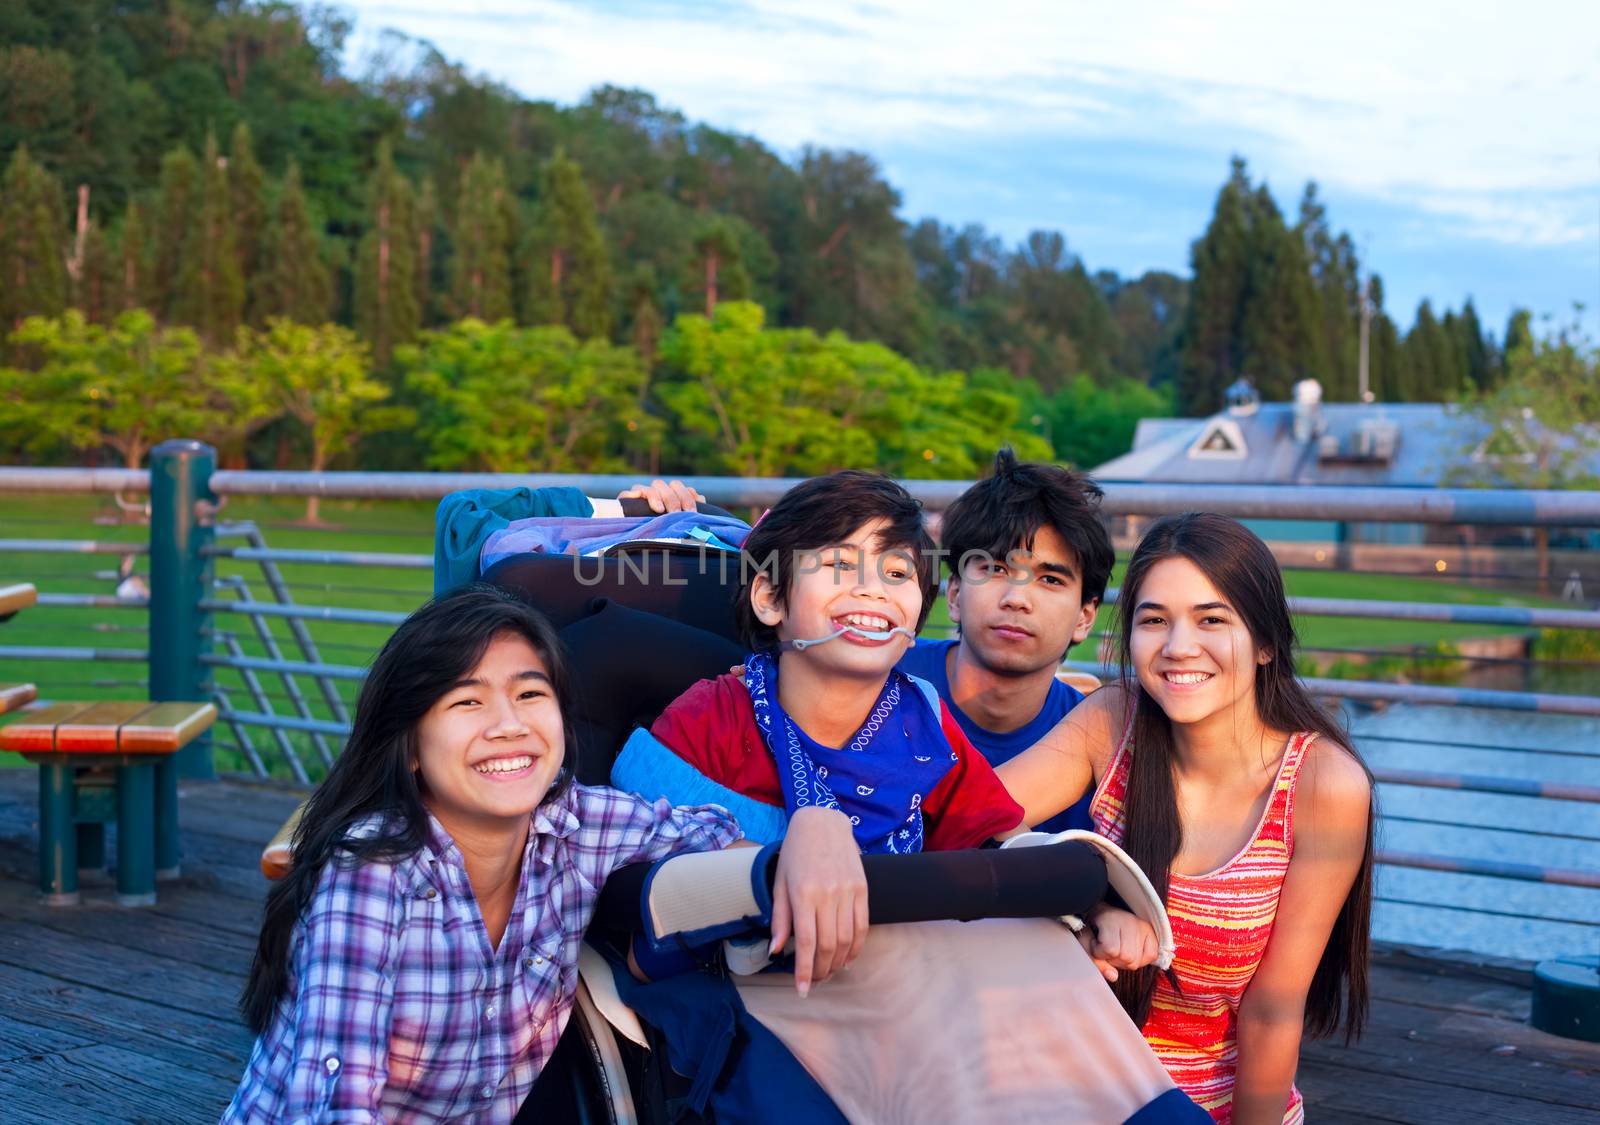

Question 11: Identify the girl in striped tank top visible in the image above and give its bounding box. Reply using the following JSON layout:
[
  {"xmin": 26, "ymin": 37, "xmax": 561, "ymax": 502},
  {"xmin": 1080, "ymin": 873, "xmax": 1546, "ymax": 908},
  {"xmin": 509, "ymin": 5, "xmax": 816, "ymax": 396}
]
[{"xmin": 999, "ymin": 514, "xmax": 1374, "ymax": 1123}]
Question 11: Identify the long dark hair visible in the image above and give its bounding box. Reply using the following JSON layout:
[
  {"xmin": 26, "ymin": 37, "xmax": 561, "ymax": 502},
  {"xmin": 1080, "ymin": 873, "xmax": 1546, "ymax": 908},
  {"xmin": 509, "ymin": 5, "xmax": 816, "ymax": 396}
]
[
  {"xmin": 1111, "ymin": 513, "xmax": 1373, "ymax": 1042},
  {"xmin": 240, "ymin": 585, "xmax": 577, "ymax": 1034}
]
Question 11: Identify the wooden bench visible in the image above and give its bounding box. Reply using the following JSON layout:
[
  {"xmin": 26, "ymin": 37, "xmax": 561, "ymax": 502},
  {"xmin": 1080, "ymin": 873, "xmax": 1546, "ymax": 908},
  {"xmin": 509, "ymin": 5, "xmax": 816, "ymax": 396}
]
[
  {"xmin": 0, "ymin": 682, "xmax": 38, "ymax": 715},
  {"xmin": 261, "ymin": 799, "xmax": 307, "ymax": 880},
  {"xmin": 0, "ymin": 700, "xmax": 216, "ymax": 906},
  {"xmin": 0, "ymin": 582, "xmax": 37, "ymax": 620}
]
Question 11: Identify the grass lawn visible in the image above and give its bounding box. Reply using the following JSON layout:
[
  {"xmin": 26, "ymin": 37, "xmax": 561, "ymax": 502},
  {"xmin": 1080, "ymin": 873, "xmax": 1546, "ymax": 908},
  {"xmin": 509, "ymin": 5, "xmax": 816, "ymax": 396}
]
[{"xmin": 0, "ymin": 492, "xmax": 1564, "ymax": 777}]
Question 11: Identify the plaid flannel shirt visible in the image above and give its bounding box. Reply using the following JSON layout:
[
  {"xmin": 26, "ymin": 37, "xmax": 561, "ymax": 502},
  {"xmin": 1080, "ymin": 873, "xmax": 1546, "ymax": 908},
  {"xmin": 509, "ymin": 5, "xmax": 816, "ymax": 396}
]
[{"xmin": 223, "ymin": 785, "xmax": 739, "ymax": 1123}]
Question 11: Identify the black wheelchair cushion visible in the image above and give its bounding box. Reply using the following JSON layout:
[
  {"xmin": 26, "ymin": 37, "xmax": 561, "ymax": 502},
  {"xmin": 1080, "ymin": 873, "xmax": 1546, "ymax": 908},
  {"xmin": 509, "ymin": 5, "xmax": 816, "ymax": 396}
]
[
  {"xmin": 483, "ymin": 549, "xmax": 744, "ymax": 643},
  {"xmin": 557, "ymin": 598, "xmax": 745, "ymax": 785}
]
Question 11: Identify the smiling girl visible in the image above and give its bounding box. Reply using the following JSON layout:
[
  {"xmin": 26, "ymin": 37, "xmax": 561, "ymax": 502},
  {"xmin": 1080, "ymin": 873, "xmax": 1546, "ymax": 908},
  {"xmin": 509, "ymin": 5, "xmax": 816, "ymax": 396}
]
[
  {"xmin": 226, "ymin": 587, "xmax": 739, "ymax": 1122},
  {"xmin": 999, "ymin": 513, "xmax": 1374, "ymax": 1124}
]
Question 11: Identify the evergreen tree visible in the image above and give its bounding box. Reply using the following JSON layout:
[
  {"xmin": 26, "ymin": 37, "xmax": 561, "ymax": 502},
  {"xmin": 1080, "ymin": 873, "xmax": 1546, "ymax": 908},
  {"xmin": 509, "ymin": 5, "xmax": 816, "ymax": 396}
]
[
  {"xmin": 1458, "ymin": 299, "xmax": 1492, "ymax": 390},
  {"xmin": 1404, "ymin": 300, "xmax": 1452, "ymax": 400},
  {"xmin": 150, "ymin": 145, "xmax": 199, "ymax": 320},
  {"xmin": 257, "ymin": 159, "xmax": 332, "ymax": 325},
  {"xmin": 1297, "ymin": 182, "xmax": 1360, "ymax": 399},
  {"xmin": 1236, "ymin": 184, "xmax": 1323, "ymax": 402},
  {"xmin": 415, "ymin": 174, "xmax": 438, "ymax": 326},
  {"xmin": 522, "ymin": 150, "xmax": 612, "ymax": 338},
  {"xmin": 1177, "ymin": 158, "xmax": 1253, "ymax": 414},
  {"xmin": 690, "ymin": 216, "xmax": 750, "ymax": 315},
  {"xmin": 0, "ymin": 145, "xmax": 68, "ymax": 333},
  {"xmin": 229, "ymin": 121, "xmax": 268, "ymax": 322},
  {"xmin": 449, "ymin": 152, "xmax": 514, "ymax": 322},
  {"xmin": 353, "ymin": 140, "xmax": 419, "ymax": 366},
  {"xmin": 73, "ymin": 217, "xmax": 114, "ymax": 324},
  {"xmin": 624, "ymin": 263, "xmax": 664, "ymax": 366},
  {"xmin": 115, "ymin": 200, "xmax": 150, "ymax": 312},
  {"xmin": 1363, "ymin": 275, "xmax": 1407, "ymax": 402},
  {"xmin": 1504, "ymin": 308, "xmax": 1534, "ymax": 359},
  {"xmin": 173, "ymin": 131, "xmax": 246, "ymax": 344}
]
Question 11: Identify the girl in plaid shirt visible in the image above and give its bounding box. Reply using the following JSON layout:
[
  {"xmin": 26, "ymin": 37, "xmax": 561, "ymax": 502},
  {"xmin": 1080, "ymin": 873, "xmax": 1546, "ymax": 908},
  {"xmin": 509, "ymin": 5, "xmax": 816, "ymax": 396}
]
[{"xmin": 226, "ymin": 586, "xmax": 739, "ymax": 1123}]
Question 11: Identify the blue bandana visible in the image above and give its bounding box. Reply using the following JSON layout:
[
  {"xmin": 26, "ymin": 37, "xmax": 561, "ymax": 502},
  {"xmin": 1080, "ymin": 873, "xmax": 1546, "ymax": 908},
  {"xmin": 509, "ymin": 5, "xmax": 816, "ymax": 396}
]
[{"xmin": 744, "ymin": 650, "xmax": 954, "ymax": 854}]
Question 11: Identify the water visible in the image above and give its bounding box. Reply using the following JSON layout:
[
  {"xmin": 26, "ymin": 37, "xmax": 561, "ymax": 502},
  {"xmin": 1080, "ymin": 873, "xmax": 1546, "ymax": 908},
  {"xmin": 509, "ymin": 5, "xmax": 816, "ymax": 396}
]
[{"xmin": 1347, "ymin": 702, "xmax": 1600, "ymax": 963}]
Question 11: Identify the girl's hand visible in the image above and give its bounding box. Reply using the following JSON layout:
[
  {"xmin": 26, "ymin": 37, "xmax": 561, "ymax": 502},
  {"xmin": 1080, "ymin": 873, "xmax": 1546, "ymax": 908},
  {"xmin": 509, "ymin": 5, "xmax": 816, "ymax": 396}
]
[
  {"xmin": 769, "ymin": 807, "xmax": 868, "ymax": 996},
  {"xmin": 1079, "ymin": 904, "xmax": 1159, "ymax": 983},
  {"xmin": 618, "ymin": 479, "xmax": 705, "ymax": 514}
]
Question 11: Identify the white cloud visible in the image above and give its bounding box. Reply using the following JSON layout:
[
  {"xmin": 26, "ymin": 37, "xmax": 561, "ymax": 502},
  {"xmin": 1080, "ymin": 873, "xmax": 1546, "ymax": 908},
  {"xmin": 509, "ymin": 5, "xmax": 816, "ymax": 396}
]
[{"xmin": 340, "ymin": 0, "xmax": 1600, "ymax": 248}]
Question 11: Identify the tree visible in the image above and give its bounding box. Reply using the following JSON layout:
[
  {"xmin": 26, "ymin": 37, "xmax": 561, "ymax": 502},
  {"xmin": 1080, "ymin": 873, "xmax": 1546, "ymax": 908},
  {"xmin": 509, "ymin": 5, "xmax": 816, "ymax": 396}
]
[
  {"xmin": 448, "ymin": 152, "xmax": 515, "ymax": 322},
  {"xmin": 231, "ymin": 319, "xmax": 403, "ymax": 521},
  {"xmin": 256, "ymin": 159, "xmax": 333, "ymax": 324},
  {"xmin": 114, "ymin": 200, "xmax": 150, "ymax": 313},
  {"xmin": 149, "ymin": 146, "xmax": 199, "ymax": 320},
  {"xmin": 415, "ymin": 174, "xmax": 438, "ymax": 325},
  {"xmin": 353, "ymin": 140, "xmax": 419, "ymax": 366},
  {"xmin": 0, "ymin": 310, "xmax": 234, "ymax": 468},
  {"xmin": 690, "ymin": 216, "xmax": 751, "ymax": 315},
  {"xmin": 623, "ymin": 263, "xmax": 664, "ymax": 367},
  {"xmin": 1179, "ymin": 161, "xmax": 1326, "ymax": 412},
  {"xmin": 522, "ymin": 150, "xmax": 611, "ymax": 338},
  {"xmin": 0, "ymin": 145, "xmax": 67, "ymax": 334},
  {"xmin": 1297, "ymin": 183, "xmax": 1360, "ymax": 399},
  {"xmin": 1457, "ymin": 298, "xmax": 1492, "ymax": 391},
  {"xmin": 399, "ymin": 318, "xmax": 651, "ymax": 472},
  {"xmin": 1454, "ymin": 315, "xmax": 1600, "ymax": 589},
  {"xmin": 1177, "ymin": 159, "xmax": 1253, "ymax": 414},
  {"xmin": 788, "ymin": 148, "xmax": 922, "ymax": 357},
  {"xmin": 1047, "ymin": 373, "xmax": 1175, "ymax": 471},
  {"xmin": 1404, "ymin": 300, "xmax": 1454, "ymax": 400},
  {"xmin": 653, "ymin": 300, "xmax": 1050, "ymax": 479},
  {"xmin": 229, "ymin": 121, "xmax": 268, "ymax": 322},
  {"xmin": 172, "ymin": 132, "xmax": 245, "ymax": 344}
]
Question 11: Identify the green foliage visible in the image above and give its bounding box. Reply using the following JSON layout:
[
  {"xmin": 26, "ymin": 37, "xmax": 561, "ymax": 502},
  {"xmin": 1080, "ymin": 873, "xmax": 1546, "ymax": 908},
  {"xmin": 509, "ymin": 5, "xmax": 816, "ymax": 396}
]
[
  {"xmin": 0, "ymin": 309, "xmax": 227, "ymax": 468},
  {"xmin": 256, "ymin": 159, "xmax": 332, "ymax": 325},
  {"xmin": 1532, "ymin": 627, "xmax": 1600, "ymax": 662},
  {"xmin": 1457, "ymin": 316, "xmax": 1600, "ymax": 490},
  {"xmin": 149, "ymin": 146, "xmax": 199, "ymax": 320},
  {"xmin": 173, "ymin": 131, "xmax": 246, "ymax": 344},
  {"xmin": 398, "ymin": 319, "xmax": 650, "ymax": 472},
  {"xmin": 1178, "ymin": 159, "xmax": 1325, "ymax": 413},
  {"xmin": 1047, "ymin": 374, "xmax": 1175, "ymax": 471},
  {"xmin": 353, "ymin": 141, "xmax": 419, "ymax": 366},
  {"xmin": 231, "ymin": 320, "xmax": 396, "ymax": 475},
  {"xmin": 522, "ymin": 151, "xmax": 611, "ymax": 338},
  {"xmin": 0, "ymin": 145, "xmax": 67, "ymax": 333},
  {"xmin": 0, "ymin": 0, "xmax": 1538, "ymax": 481},
  {"xmin": 448, "ymin": 152, "xmax": 514, "ymax": 323},
  {"xmin": 229, "ymin": 122, "xmax": 268, "ymax": 323},
  {"xmin": 653, "ymin": 301, "xmax": 1051, "ymax": 479}
]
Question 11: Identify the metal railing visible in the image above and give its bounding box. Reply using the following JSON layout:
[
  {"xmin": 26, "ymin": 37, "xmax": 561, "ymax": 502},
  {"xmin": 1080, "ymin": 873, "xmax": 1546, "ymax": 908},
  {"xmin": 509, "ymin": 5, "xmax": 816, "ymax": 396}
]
[{"xmin": 2, "ymin": 447, "xmax": 1597, "ymax": 959}]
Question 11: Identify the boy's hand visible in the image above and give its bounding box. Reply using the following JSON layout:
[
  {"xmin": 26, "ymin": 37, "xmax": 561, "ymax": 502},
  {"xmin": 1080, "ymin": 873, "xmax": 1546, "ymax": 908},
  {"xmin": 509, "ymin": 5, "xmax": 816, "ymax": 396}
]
[
  {"xmin": 769, "ymin": 807, "xmax": 868, "ymax": 997},
  {"xmin": 1080, "ymin": 904, "xmax": 1159, "ymax": 983},
  {"xmin": 618, "ymin": 479, "xmax": 705, "ymax": 513}
]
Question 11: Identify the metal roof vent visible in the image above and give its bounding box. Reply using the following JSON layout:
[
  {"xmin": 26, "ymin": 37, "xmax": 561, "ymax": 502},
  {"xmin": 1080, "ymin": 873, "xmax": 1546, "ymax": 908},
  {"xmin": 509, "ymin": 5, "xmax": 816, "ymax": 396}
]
[{"xmin": 1225, "ymin": 378, "xmax": 1259, "ymax": 417}]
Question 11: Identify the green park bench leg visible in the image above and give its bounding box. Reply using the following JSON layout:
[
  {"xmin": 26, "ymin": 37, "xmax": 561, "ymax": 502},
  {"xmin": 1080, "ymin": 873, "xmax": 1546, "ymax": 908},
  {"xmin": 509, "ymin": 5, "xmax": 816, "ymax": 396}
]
[
  {"xmin": 115, "ymin": 762, "xmax": 157, "ymax": 907},
  {"xmin": 39, "ymin": 764, "xmax": 79, "ymax": 906},
  {"xmin": 155, "ymin": 757, "xmax": 180, "ymax": 879},
  {"xmin": 77, "ymin": 822, "xmax": 106, "ymax": 872}
]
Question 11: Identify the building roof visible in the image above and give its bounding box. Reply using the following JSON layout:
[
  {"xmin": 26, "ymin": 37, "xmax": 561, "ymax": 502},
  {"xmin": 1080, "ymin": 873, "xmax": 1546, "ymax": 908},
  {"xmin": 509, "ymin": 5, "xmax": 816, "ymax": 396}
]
[{"xmin": 1092, "ymin": 400, "xmax": 1591, "ymax": 488}]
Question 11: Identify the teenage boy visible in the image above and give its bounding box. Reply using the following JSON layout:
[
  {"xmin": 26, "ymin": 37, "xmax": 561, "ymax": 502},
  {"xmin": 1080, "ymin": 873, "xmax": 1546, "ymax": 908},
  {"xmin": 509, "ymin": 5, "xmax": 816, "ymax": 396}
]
[{"xmin": 896, "ymin": 448, "xmax": 1114, "ymax": 831}]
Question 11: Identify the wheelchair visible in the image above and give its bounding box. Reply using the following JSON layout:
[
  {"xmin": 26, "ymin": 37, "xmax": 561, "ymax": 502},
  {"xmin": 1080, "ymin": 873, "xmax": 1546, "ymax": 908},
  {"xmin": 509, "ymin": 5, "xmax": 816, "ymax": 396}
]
[{"xmin": 491, "ymin": 501, "xmax": 1179, "ymax": 1123}]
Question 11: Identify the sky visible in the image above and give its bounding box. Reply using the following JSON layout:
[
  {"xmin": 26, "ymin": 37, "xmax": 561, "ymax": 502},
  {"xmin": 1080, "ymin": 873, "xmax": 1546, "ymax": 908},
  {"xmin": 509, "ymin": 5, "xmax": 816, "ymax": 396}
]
[{"xmin": 336, "ymin": 0, "xmax": 1600, "ymax": 338}]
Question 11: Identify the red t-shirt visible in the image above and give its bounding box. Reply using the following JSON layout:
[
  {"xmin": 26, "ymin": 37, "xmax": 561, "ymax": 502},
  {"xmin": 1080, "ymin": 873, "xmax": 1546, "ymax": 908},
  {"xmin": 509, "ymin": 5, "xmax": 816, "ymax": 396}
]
[{"xmin": 651, "ymin": 673, "xmax": 1024, "ymax": 851}]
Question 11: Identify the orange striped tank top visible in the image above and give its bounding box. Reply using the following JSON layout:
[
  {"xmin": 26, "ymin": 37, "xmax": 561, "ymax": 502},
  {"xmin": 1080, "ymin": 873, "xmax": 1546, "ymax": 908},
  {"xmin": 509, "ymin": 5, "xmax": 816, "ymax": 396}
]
[{"xmin": 1090, "ymin": 726, "xmax": 1314, "ymax": 1124}]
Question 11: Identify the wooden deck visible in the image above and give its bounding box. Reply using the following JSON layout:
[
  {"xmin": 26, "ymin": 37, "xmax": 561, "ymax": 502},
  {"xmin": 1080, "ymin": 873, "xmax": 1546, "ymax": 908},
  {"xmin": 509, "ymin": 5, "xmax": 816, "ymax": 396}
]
[{"xmin": 0, "ymin": 769, "xmax": 1594, "ymax": 1124}]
